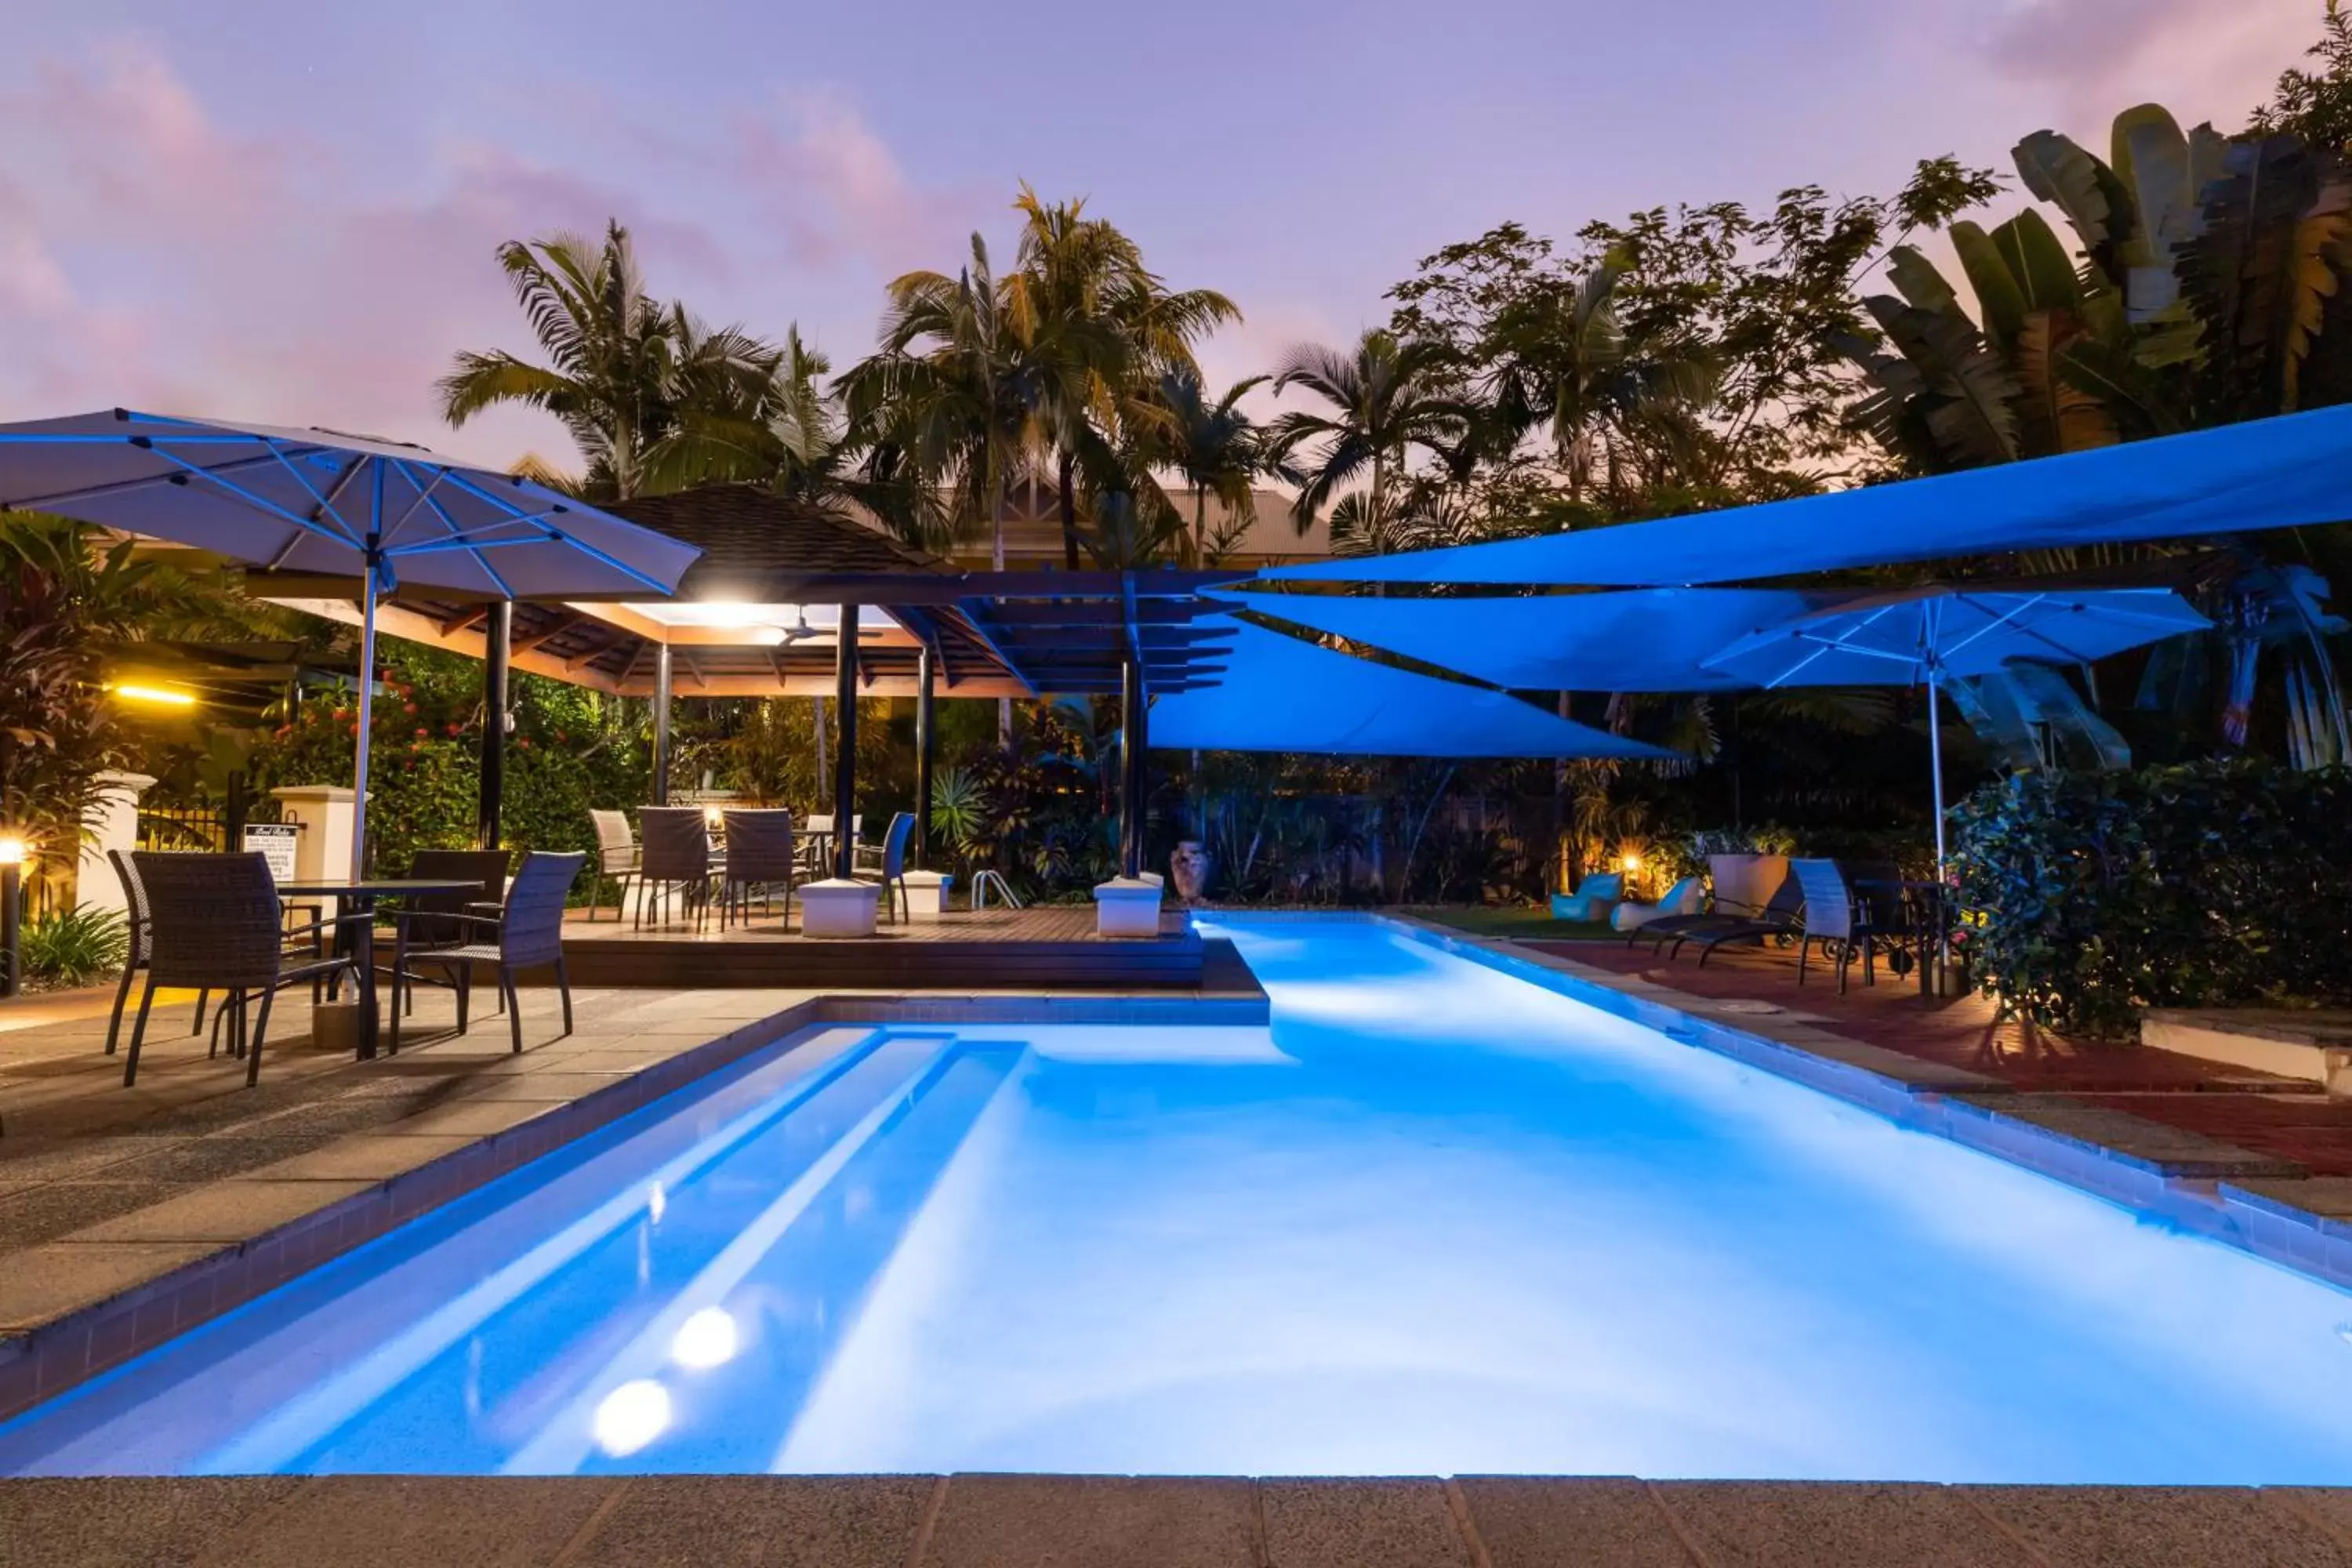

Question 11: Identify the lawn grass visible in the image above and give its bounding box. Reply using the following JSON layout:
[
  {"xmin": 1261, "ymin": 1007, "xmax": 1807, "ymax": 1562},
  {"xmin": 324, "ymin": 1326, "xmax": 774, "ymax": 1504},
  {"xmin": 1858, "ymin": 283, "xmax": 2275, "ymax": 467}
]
[{"xmin": 1402, "ymin": 907, "xmax": 1618, "ymax": 941}]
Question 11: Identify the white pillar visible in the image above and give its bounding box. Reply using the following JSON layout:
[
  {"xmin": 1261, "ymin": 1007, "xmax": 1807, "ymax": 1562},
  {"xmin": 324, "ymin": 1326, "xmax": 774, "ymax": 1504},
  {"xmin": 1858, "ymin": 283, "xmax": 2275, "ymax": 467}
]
[
  {"xmin": 270, "ymin": 786, "xmax": 366, "ymax": 882},
  {"xmin": 77, "ymin": 771, "xmax": 155, "ymax": 914}
]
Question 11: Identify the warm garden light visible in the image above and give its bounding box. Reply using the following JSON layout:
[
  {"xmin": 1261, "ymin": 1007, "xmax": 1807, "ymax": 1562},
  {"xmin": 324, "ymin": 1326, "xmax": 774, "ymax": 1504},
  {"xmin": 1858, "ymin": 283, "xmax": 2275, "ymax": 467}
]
[
  {"xmin": 112, "ymin": 683, "xmax": 198, "ymax": 709},
  {"xmin": 0, "ymin": 837, "xmax": 27, "ymax": 866}
]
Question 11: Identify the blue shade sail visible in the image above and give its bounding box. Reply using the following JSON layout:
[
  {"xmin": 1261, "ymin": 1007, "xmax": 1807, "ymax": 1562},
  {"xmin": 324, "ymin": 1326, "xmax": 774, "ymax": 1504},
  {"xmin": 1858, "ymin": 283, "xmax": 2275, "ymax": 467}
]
[
  {"xmin": 1251, "ymin": 405, "xmax": 2352, "ymax": 587},
  {"xmin": 0, "ymin": 409, "xmax": 701, "ymax": 600},
  {"xmin": 1698, "ymin": 586, "xmax": 2214, "ymax": 688},
  {"xmin": 1149, "ymin": 618, "xmax": 1679, "ymax": 759},
  {"xmin": 1215, "ymin": 586, "xmax": 1853, "ymax": 691}
]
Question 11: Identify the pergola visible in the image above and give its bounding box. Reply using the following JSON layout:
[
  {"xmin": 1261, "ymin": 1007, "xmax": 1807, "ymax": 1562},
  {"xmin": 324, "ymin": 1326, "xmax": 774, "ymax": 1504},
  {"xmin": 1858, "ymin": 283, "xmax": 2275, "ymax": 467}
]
[{"xmin": 256, "ymin": 484, "xmax": 1242, "ymax": 877}]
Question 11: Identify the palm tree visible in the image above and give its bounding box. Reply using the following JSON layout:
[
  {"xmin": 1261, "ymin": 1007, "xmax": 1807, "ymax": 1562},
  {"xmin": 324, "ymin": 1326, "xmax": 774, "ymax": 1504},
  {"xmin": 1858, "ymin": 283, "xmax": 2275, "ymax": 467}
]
[
  {"xmin": 1148, "ymin": 370, "xmax": 1267, "ymax": 563},
  {"xmin": 641, "ymin": 325, "xmax": 842, "ymax": 499},
  {"xmin": 1264, "ymin": 330, "xmax": 1472, "ymax": 533},
  {"xmin": 1007, "ymin": 187, "xmax": 1240, "ymax": 568},
  {"xmin": 840, "ymin": 234, "xmax": 1026, "ymax": 571},
  {"xmin": 437, "ymin": 220, "xmax": 774, "ymax": 500}
]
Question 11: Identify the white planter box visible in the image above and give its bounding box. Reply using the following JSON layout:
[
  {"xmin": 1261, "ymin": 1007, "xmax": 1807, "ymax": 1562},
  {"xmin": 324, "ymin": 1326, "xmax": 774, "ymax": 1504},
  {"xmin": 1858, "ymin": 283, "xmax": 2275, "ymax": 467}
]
[
  {"xmin": 798, "ymin": 878, "xmax": 881, "ymax": 938},
  {"xmin": 1092, "ymin": 877, "xmax": 1164, "ymax": 938},
  {"xmin": 900, "ymin": 870, "xmax": 953, "ymax": 921}
]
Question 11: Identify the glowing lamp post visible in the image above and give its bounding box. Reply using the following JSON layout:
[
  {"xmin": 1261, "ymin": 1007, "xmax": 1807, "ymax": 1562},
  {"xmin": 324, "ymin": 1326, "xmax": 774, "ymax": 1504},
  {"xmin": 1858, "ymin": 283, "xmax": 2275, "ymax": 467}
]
[{"xmin": 0, "ymin": 835, "xmax": 26, "ymax": 999}]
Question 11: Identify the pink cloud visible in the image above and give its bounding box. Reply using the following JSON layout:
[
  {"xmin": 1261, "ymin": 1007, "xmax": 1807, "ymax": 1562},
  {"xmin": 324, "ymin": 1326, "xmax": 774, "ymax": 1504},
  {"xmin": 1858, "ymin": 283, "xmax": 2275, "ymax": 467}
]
[
  {"xmin": 1976, "ymin": 0, "xmax": 2318, "ymax": 130},
  {"xmin": 723, "ymin": 89, "xmax": 992, "ymax": 273},
  {"xmin": 0, "ymin": 36, "xmax": 748, "ymax": 469}
]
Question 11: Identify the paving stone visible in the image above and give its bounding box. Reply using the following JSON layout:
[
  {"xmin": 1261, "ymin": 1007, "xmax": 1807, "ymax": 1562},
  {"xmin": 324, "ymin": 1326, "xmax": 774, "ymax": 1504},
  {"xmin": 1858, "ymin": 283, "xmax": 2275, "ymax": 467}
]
[
  {"xmin": 923, "ymin": 1474, "xmax": 1260, "ymax": 1568},
  {"xmin": 64, "ymin": 1178, "xmax": 376, "ymax": 1244},
  {"xmin": 192, "ymin": 1474, "xmax": 620, "ymax": 1568},
  {"xmin": 0, "ymin": 1136, "xmax": 177, "ymax": 1188},
  {"xmin": 1964, "ymin": 1485, "xmax": 2352, "ymax": 1567},
  {"xmin": 1652, "ymin": 1482, "xmax": 2038, "ymax": 1568},
  {"xmin": 98, "ymin": 1135, "xmax": 339, "ymax": 1185},
  {"xmin": 455, "ymin": 1073, "xmax": 641, "ymax": 1103},
  {"xmin": 242, "ymin": 1134, "xmax": 477, "ymax": 1181},
  {"xmin": 2270, "ymin": 1490, "xmax": 2352, "ymax": 1551},
  {"xmin": 0, "ymin": 1181, "xmax": 183, "ymax": 1250},
  {"xmin": 2231, "ymin": 1178, "xmax": 2352, "ymax": 1221},
  {"xmin": 1259, "ymin": 1479, "xmax": 1472, "ymax": 1568},
  {"xmin": 1958, "ymin": 1094, "xmax": 2307, "ymax": 1178},
  {"xmin": 568, "ymin": 1475, "xmax": 935, "ymax": 1568},
  {"xmin": 0, "ymin": 1240, "xmax": 216, "ymax": 1330},
  {"xmin": 375, "ymin": 1099, "xmax": 551, "ymax": 1138},
  {"xmin": 1455, "ymin": 1477, "xmax": 1695, "ymax": 1568},
  {"xmin": 0, "ymin": 1475, "xmax": 303, "ymax": 1568}
]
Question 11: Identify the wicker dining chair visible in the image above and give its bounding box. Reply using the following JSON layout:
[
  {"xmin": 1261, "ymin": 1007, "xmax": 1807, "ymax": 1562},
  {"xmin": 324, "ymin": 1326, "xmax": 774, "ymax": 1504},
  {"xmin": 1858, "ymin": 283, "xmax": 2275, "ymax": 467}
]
[
  {"xmin": 854, "ymin": 811, "xmax": 916, "ymax": 924},
  {"xmin": 718, "ymin": 809, "xmax": 797, "ymax": 929},
  {"xmin": 122, "ymin": 852, "xmax": 362, "ymax": 1089},
  {"xmin": 634, "ymin": 807, "xmax": 713, "ymax": 931},
  {"xmin": 586, "ymin": 808, "xmax": 638, "ymax": 921},
  {"xmin": 390, "ymin": 848, "xmax": 512, "ymax": 1015},
  {"xmin": 388, "ymin": 851, "xmax": 584, "ymax": 1054},
  {"xmin": 103, "ymin": 849, "xmax": 213, "ymax": 1058}
]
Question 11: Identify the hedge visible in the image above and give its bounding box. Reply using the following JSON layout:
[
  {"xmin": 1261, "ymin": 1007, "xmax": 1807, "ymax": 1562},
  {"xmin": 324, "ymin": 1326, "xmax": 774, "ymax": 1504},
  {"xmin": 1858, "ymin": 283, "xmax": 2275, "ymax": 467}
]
[{"xmin": 1950, "ymin": 760, "xmax": 2352, "ymax": 1038}]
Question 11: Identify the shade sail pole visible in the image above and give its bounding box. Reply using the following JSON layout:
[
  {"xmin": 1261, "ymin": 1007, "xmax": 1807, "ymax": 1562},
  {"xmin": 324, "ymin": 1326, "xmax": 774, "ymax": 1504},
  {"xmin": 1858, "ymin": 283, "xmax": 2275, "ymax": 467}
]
[
  {"xmin": 477, "ymin": 599, "xmax": 510, "ymax": 851},
  {"xmin": 1120, "ymin": 653, "xmax": 1147, "ymax": 879},
  {"xmin": 650, "ymin": 644, "xmax": 673, "ymax": 806},
  {"xmin": 832, "ymin": 604, "xmax": 859, "ymax": 881},
  {"xmin": 914, "ymin": 642, "xmax": 935, "ymax": 869}
]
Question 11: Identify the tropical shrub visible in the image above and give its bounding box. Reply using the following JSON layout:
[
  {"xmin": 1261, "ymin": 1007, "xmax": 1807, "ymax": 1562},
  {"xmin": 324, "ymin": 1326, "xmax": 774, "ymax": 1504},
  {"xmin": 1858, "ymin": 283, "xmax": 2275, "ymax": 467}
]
[
  {"xmin": 1951, "ymin": 760, "xmax": 2352, "ymax": 1036},
  {"xmin": 20, "ymin": 902, "xmax": 129, "ymax": 989}
]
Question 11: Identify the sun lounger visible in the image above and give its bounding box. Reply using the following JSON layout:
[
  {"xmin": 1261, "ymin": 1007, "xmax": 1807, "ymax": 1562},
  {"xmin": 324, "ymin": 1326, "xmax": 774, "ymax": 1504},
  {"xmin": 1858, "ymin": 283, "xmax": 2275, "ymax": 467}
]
[
  {"xmin": 1659, "ymin": 869, "xmax": 1806, "ymax": 965},
  {"xmin": 1611, "ymin": 876, "xmax": 1705, "ymax": 933},
  {"xmin": 1550, "ymin": 872, "xmax": 1623, "ymax": 923}
]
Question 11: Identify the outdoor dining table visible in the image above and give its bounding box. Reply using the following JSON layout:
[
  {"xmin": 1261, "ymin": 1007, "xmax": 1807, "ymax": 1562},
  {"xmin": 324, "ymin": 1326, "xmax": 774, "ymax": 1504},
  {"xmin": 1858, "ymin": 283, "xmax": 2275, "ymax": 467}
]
[{"xmin": 274, "ymin": 877, "xmax": 492, "ymax": 1060}]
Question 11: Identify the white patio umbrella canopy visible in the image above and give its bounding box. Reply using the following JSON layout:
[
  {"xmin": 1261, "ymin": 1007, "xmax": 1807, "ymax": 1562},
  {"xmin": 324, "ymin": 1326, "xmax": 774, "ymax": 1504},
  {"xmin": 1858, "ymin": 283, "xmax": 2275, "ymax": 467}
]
[
  {"xmin": 1700, "ymin": 585, "xmax": 2213, "ymax": 877},
  {"xmin": 0, "ymin": 408, "xmax": 702, "ymax": 874}
]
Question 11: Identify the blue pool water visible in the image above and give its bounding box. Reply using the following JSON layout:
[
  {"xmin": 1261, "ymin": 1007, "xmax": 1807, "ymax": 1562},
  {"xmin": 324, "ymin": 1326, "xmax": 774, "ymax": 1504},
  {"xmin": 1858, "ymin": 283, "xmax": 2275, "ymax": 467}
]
[{"xmin": 6, "ymin": 915, "xmax": 2352, "ymax": 1481}]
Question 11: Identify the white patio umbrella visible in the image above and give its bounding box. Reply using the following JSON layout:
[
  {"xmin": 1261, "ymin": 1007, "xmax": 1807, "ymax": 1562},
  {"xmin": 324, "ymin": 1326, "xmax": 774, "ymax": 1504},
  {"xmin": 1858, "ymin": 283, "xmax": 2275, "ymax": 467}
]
[
  {"xmin": 1700, "ymin": 583, "xmax": 2213, "ymax": 880},
  {"xmin": 0, "ymin": 408, "xmax": 701, "ymax": 875}
]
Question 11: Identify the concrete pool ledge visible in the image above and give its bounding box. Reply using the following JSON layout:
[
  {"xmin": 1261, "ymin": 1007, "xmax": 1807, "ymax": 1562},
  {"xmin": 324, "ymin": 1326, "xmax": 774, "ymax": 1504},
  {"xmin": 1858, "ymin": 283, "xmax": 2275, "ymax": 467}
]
[
  {"xmin": 0, "ymin": 980, "xmax": 1269, "ymax": 1427},
  {"xmin": 1381, "ymin": 916, "xmax": 2352, "ymax": 1295},
  {"xmin": 8, "ymin": 1472, "xmax": 2352, "ymax": 1566}
]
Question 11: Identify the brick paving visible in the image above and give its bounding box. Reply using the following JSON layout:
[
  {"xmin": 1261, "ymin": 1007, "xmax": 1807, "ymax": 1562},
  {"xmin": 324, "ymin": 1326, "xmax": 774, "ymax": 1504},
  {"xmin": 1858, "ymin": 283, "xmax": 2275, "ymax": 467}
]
[{"xmin": 1533, "ymin": 938, "xmax": 2352, "ymax": 1176}]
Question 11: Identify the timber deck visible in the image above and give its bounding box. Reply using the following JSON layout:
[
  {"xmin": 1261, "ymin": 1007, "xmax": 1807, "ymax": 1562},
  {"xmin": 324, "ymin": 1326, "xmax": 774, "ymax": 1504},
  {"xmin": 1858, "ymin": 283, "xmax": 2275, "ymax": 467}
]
[{"xmin": 557, "ymin": 904, "xmax": 1218, "ymax": 989}]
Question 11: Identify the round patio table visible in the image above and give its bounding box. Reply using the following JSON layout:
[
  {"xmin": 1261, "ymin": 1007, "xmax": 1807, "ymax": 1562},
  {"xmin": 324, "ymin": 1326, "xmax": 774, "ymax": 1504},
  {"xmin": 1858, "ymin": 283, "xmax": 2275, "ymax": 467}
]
[{"xmin": 275, "ymin": 877, "xmax": 491, "ymax": 1060}]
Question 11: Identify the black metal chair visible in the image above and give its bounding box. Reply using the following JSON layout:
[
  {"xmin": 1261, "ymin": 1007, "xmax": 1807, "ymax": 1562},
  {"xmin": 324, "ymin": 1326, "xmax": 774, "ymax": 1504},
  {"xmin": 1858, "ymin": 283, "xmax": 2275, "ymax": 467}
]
[
  {"xmin": 122, "ymin": 852, "xmax": 362, "ymax": 1088},
  {"xmin": 855, "ymin": 811, "xmax": 916, "ymax": 924},
  {"xmin": 718, "ymin": 809, "xmax": 797, "ymax": 929},
  {"xmin": 634, "ymin": 808, "xmax": 713, "ymax": 931},
  {"xmin": 389, "ymin": 851, "xmax": 584, "ymax": 1054}
]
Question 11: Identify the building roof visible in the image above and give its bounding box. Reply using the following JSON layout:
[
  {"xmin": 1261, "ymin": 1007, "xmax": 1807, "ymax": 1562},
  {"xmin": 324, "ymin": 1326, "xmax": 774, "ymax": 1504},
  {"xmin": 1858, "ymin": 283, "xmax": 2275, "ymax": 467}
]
[{"xmin": 257, "ymin": 484, "xmax": 1242, "ymax": 699}]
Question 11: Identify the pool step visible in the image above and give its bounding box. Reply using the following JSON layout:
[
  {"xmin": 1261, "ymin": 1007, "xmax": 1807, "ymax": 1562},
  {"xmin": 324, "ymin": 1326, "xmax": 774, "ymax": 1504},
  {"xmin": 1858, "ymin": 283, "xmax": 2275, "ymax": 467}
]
[
  {"xmin": 191, "ymin": 1029, "xmax": 975, "ymax": 1474},
  {"xmin": 503, "ymin": 1035, "xmax": 1024, "ymax": 1475}
]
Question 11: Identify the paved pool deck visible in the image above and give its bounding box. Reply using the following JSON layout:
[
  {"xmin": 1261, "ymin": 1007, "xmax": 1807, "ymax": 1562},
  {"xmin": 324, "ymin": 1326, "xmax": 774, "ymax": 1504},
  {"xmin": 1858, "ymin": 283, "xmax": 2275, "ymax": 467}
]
[{"xmin": 8, "ymin": 1472, "xmax": 2352, "ymax": 1567}]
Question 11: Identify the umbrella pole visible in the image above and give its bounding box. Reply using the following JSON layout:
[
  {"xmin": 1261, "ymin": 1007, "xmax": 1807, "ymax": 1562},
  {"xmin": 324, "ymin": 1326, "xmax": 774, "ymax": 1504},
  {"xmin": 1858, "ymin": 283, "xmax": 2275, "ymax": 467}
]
[
  {"xmin": 351, "ymin": 567, "xmax": 377, "ymax": 880},
  {"xmin": 1927, "ymin": 666, "xmax": 1951, "ymax": 990}
]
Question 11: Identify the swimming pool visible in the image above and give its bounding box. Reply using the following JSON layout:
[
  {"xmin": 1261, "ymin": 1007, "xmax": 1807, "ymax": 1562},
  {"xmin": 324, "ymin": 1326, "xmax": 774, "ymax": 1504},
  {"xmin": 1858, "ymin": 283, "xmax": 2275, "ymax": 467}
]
[{"xmin": 5, "ymin": 914, "xmax": 2351, "ymax": 1482}]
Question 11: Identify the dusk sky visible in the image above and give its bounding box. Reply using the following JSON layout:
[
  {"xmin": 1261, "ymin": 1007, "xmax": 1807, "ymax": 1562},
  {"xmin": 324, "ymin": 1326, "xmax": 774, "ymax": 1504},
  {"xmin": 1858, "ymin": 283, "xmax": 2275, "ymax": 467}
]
[{"xmin": 0, "ymin": 1, "xmax": 2325, "ymax": 474}]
